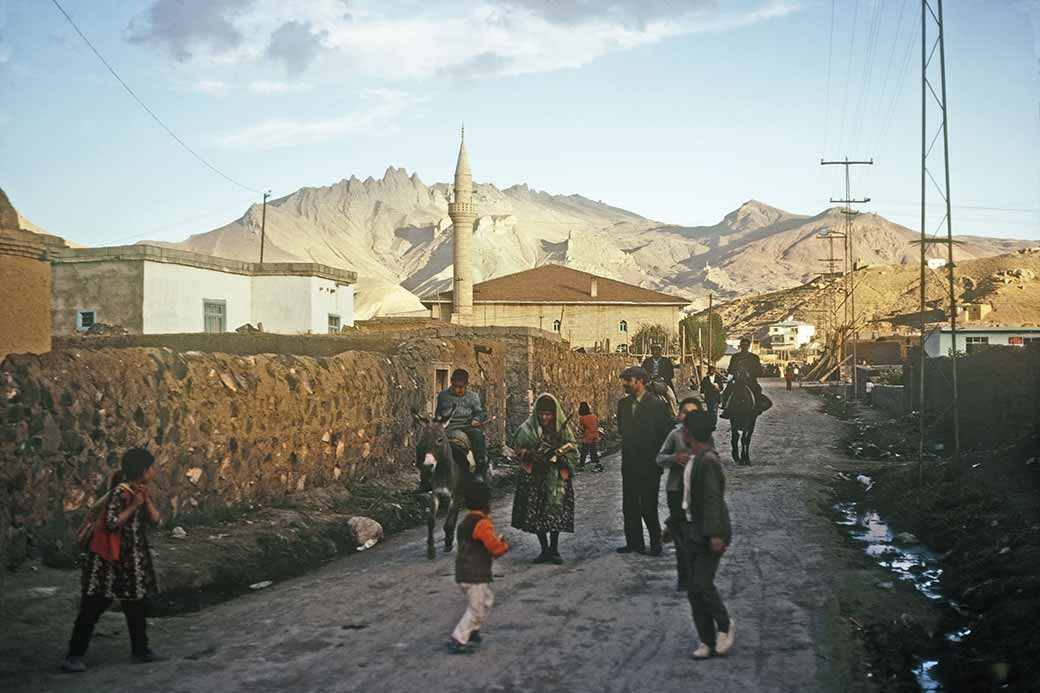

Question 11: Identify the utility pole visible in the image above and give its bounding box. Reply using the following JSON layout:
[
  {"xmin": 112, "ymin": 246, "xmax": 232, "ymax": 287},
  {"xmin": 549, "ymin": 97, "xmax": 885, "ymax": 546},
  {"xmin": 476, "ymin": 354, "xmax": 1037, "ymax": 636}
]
[
  {"xmin": 817, "ymin": 228, "xmax": 846, "ymax": 365},
  {"xmin": 259, "ymin": 190, "xmax": 271, "ymax": 264},
  {"xmin": 707, "ymin": 293, "xmax": 714, "ymax": 368},
  {"xmin": 821, "ymin": 157, "xmax": 873, "ymax": 396},
  {"xmin": 916, "ymin": 0, "xmax": 961, "ymax": 478}
]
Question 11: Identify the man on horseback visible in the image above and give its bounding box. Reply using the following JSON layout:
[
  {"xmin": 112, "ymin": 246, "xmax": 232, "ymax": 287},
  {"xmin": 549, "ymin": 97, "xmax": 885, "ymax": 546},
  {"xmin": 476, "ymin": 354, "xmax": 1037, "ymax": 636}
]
[
  {"xmin": 417, "ymin": 369, "xmax": 488, "ymax": 492},
  {"xmin": 722, "ymin": 338, "xmax": 771, "ymax": 414},
  {"xmin": 642, "ymin": 344, "xmax": 675, "ymax": 392}
]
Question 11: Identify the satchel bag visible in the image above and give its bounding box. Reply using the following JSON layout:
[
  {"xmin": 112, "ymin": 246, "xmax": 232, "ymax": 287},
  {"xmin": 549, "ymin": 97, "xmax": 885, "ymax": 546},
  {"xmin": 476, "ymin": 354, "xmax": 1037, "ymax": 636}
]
[{"xmin": 78, "ymin": 484, "xmax": 133, "ymax": 561}]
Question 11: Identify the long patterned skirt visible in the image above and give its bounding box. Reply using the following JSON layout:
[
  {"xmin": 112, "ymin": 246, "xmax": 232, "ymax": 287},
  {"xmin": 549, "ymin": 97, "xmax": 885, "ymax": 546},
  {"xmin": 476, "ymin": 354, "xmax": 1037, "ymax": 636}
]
[{"xmin": 511, "ymin": 470, "xmax": 575, "ymax": 534}]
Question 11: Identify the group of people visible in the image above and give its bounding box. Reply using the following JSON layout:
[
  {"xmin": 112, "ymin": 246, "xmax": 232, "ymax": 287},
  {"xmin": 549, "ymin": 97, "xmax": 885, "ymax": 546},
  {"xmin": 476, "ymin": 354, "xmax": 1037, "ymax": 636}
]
[
  {"xmin": 62, "ymin": 353, "xmax": 745, "ymax": 675},
  {"xmin": 447, "ymin": 360, "xmax": 736, "ymax": 660}
]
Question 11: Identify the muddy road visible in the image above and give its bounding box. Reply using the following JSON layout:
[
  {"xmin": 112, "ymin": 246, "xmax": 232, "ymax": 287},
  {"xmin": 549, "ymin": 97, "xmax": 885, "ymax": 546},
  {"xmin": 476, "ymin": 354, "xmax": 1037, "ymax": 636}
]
[{"xmin": 15, "ymin": 382, "xmax": 875, "ymax": 692}]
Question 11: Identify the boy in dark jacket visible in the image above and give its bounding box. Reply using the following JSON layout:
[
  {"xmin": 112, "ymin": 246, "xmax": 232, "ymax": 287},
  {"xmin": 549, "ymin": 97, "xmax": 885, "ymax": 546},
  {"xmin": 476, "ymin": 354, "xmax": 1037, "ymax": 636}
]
[
  {"xmin": 681, "ymin": 410, "xmax": 735, "ymax": 659},
  {"xmin": 451, "ymin": 481, "xmax": 510, "ymax": 654}
]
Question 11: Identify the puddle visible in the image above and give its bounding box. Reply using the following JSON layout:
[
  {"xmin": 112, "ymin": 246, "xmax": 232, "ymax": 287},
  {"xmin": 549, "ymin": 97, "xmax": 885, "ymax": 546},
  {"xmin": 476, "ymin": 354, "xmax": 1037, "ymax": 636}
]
[{"xmin": 833, "ymin": 500, "xmax": 962, "ymax": 692}]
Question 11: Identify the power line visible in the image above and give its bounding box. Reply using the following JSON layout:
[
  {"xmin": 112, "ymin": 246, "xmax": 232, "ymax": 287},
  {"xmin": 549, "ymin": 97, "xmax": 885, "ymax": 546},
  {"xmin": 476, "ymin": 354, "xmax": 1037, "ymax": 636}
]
[
  {"xmin": 49, "ymin": 0, "xmax": 263, "ymax": 196},
  {"xmin": 837, "ymin": 0, "xmax": 861, "ymax": 154},
  {"xmin": 865, "ymin": 0, "xmax": 910, "ymax": 162},
  {"xmin": 822, "ymin": 0, "xmax": 837, "ymax": 156},
  {"xmin": 851, "ymin": 0, "xmax": 885, "ymax": 154},
  {"xmin": 870, "ymin": 10, "xmax": 921, "ymax": 157}
]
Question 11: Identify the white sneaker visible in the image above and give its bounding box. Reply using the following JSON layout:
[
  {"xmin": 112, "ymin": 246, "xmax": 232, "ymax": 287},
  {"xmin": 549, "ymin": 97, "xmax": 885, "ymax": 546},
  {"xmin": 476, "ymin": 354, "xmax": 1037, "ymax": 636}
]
[
  {"xmin": 715, "ymin": 619, "xmax": 736, "ymax": 655},
  {"xmin": 691, "ymin": 643, "xmax": 712, "ymax": 659}
]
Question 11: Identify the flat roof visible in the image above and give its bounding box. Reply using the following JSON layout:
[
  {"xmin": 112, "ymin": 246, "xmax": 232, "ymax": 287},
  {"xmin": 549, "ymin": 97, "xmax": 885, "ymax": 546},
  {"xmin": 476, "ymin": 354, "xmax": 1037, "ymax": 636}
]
[
  {"xmin": 52, "ymin": 243, "xmax": 357, "ymax": 284},
  {"xmin": 932, "ymin": 326, "xmax": 1040, "ymax": 333}
]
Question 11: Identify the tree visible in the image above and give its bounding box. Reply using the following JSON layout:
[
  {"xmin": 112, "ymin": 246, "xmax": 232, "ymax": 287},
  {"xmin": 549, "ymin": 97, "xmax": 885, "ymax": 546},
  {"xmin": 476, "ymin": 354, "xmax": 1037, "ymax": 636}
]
[
  {"xmin": 630, "ymin": 323, "xmax": 675, "ymax": 355},
  {"xmin": 681, "ymin": 313, "xmax": 727, "ymax": 364}
]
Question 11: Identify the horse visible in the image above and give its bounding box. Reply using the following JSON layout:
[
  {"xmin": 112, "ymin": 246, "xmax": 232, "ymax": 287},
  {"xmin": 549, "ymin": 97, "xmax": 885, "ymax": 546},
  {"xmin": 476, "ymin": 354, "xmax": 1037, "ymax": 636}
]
[
  {"xmin": 649, "ymin": 377, "xmax": 678, "ymax": 417},
  {"xmin": 721, "ymin": 370, "xmax": 758, "ymax": 465},
  {"xmin": 413, "ymin": 409, "xmax": 477, "ymax": 560}
]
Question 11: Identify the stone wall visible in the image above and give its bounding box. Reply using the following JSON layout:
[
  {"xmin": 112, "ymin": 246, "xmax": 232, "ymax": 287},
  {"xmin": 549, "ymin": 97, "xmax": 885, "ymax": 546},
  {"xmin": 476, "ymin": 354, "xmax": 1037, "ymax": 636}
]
[{"xmin": 0, "ymin": 332, "xmax": 637, "ymax": 573}]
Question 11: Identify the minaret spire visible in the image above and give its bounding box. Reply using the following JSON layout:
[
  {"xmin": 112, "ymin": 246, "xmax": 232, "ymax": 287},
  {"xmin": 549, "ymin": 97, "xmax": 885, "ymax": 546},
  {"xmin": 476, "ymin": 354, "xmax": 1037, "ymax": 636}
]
[{"xmin": 448, "ymin": 126, "xmax": 476, "ymax": 323}]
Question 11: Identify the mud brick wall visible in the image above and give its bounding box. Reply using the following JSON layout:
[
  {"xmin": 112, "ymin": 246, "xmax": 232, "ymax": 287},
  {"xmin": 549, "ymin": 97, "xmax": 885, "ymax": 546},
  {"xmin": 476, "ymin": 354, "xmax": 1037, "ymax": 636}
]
[
  {"xmin": 909, "ymin": 345, "xmax": 1039, "ymax": 450},
  {"xmin": 872, "ymin": 385, "xmax": 906, "ymax": 418},
  {"xmin": 0, "ymin": 337, "xmax": 507, "ymax": 572}
]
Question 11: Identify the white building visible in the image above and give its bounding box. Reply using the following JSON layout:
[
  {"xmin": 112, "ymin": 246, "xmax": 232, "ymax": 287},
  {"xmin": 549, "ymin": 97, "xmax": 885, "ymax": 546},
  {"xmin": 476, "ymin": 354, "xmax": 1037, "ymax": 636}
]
[
  {"xmin": 768, "ymin": 319, "xmax": 817, "ymax": 353},
  {"xmin": 924, "ymin": 326, "xmax": 1040, "ymax": 356},
  {"xmin": 927, "ymin": 258, "xmax": 948, "ymax": 270},
  {"xmin": 52, "ymin": 244, "xmax": 356, "ymax": 336}
]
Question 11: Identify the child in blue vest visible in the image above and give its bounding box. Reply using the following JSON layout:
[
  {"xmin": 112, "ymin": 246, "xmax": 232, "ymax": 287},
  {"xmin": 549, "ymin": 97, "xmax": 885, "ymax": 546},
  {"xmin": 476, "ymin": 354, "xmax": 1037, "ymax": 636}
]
[{"xmin": 450, "ymin": 481, "xmax": 509, "ymax": 654}]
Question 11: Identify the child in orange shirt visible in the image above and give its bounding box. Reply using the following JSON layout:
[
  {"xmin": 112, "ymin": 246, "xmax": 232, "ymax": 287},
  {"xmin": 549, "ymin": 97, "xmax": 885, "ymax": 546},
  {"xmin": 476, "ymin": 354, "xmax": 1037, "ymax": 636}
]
[
  {"xmin": 577, "ymin": 401, "xmax": 603, "ymax": 472},
  {"xmin": 450, "ymin": 481, "xmax": 509, "ymax": 654}
]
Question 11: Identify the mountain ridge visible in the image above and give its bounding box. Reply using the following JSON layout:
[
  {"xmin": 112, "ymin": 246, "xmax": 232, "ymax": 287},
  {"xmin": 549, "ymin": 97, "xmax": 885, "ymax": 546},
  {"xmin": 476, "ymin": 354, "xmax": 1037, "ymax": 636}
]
[{"xmin": 164, "ymin": 168, "xmax": 1031, "ymax": 319}]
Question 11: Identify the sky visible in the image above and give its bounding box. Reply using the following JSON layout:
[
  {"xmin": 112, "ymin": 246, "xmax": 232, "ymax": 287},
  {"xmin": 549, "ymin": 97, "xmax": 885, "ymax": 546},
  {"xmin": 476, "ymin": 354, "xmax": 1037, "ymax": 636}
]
[{"xmin": 1, "ymin": 0, "xmax": 1037, "ymax": 247}]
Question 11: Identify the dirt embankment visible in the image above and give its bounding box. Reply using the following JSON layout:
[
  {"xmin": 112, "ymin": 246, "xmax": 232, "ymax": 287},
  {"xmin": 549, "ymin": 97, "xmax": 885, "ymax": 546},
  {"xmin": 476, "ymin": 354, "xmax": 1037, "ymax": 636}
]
[{"xmin": 823, "ymin": 389, "xmax": 1040, "ymax": 692}]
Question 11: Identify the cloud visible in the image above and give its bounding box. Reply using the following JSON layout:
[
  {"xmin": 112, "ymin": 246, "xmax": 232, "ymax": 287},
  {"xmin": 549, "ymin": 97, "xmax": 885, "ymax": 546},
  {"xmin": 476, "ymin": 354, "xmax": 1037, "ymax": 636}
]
[
  {"xmin": 212, "ymin": 88, "xmax": 416, "ymax": 149},
  {"xmin": 266, "ymin": 20, "xmax": 327, "ymax": 75},
  {"xmin": 127, "ymin": 0, "xmax": 253, "ymax": 61},
  {"xmin": 189, "ymin": 79, "xmax": 313, "ymax": 94},
  {"xmin": 128, "ymin": 0, "xmax": 798, "ymax": 79}
]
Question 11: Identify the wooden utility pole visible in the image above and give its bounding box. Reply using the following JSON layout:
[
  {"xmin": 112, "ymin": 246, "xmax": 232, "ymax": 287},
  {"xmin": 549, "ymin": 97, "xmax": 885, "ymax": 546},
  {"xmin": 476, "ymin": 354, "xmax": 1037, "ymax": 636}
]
[
  {"xmin": 258, "ymin": 190, "xmax": 271, "ymax": 264},
  {"xmin": 707, "ymin": 293, "xmax": 714, "ymax": 366}
]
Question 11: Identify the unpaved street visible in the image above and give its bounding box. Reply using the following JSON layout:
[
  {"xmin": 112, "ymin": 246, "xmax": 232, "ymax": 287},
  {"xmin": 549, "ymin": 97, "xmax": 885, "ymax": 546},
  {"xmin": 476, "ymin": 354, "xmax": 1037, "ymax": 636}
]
[{"xmin": 16, "ymin": 382, "xmax": 872, "ymax": 692}]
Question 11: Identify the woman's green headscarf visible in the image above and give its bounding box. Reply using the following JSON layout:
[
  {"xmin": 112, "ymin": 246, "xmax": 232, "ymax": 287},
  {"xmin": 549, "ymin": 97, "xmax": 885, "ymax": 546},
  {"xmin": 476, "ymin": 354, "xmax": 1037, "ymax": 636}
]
[{"xmin": 513, "ymin": 393, "xmax": 577, "ymax": 509}]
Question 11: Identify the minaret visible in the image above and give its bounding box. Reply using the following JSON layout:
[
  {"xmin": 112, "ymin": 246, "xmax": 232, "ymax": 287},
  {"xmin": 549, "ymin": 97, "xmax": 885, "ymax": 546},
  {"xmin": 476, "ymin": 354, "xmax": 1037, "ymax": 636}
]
[{"xmin": 448, "ymin": 125, "xmax": 476, "ymax": 322}]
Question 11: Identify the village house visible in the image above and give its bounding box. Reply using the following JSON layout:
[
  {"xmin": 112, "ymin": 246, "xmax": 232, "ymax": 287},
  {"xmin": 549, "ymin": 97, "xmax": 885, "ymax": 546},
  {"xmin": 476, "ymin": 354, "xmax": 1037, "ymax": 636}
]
[
  {"xmin": 51, "ymin": 244, "xmax": 356, "ymax": 336},
  {"xmin": 924, "ymin": 326, "xmax": 1040, "ymax": 356},
  {"xmin": 767, "ymin": 318, "xmax": 817, "ymax": 354},
  {"xmin": 0, "ymin": 188, "xmax": 66, "ymax": 360},
  {"xmin": 422, "ymin": 264, "xmax": 688, "ymax": 350}
]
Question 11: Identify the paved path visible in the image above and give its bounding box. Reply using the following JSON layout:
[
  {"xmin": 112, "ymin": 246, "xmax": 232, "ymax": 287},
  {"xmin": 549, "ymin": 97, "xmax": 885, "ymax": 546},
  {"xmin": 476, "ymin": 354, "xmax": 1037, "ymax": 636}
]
[{"xmin": 17, "ymin": 382, "xmax": 871, "ymax": 692}]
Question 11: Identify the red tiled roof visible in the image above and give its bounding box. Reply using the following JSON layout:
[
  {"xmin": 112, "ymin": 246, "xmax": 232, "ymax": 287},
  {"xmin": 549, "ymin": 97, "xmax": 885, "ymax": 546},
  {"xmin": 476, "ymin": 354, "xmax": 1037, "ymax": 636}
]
[{"xmin": 423, "ymin": 264, "xmax": 688, "ymax": 305}]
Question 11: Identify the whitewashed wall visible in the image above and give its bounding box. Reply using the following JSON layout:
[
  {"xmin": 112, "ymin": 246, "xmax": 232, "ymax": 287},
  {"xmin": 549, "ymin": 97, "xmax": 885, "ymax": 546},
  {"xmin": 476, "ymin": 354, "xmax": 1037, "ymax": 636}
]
[
  {"xmin": 251, "ymin": 275, "xmax": 312, "ymax": 333},
  {"xmin": 308, "ymin": 277, "xmax": 354, "ymax": 332},
  {"xmin": 142, "ymin": 262, "xmax": 251, "ymax": 334},
  {"xmin": 925, "ymin": 330, "xmax": 1040, "ymax": 356}
]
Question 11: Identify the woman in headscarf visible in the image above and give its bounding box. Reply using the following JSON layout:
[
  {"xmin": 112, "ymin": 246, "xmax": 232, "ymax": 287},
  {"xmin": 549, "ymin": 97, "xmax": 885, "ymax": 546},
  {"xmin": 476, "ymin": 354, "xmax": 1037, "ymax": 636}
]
[{"xmin": 511, "ymin": 393, "xmax": 577, "ymax": 564}]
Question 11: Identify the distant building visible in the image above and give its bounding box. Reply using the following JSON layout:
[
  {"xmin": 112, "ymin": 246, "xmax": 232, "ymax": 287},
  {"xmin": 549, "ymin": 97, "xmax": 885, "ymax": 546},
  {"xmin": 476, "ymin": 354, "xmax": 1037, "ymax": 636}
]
[
  {"xmin": 767, "ymin": 318, "xmax": 816, "ymax": 354},
  {"xmin": 422, "ymin": 264, "xmax": 688, "ymax": 350},
  {"xmin": 927, "ymin": 258, "xmax": 948, "ymax": 270},
  {"xmin": 0, "ymin": 189, "xmax": 66, "ymax": 360},
  {"xmin": 923, "ymin": 326, "xmax": 1040, "ymax": 357},
  {"xmin": 956, "ymin": 303, "xmax": 992, "ymax": 322},
  {"xmin": 51, "ymin": 244, "xmax": 356, "ymax": 336}
]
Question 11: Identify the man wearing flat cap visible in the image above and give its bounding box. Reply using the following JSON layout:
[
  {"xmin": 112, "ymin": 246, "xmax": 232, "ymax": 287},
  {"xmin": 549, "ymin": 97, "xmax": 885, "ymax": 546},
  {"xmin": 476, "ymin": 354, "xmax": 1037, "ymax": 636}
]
[{"xmin": 616, "ymin": 365, "xmax": 675, "ymax": 556}]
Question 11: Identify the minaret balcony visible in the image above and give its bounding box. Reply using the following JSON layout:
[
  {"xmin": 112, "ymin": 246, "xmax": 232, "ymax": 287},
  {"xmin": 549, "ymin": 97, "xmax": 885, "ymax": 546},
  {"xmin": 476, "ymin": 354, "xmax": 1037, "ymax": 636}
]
[{"xmin": 449, "ymin": 202, "xmax": 477, "ymax": 215}]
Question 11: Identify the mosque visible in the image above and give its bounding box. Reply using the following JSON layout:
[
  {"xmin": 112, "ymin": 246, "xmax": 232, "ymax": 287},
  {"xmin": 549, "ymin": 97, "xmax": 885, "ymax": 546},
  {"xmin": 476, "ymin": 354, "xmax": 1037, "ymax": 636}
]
[{"xmin": 422, "ymin": 131, "xmax": 688, "ymax": 352}]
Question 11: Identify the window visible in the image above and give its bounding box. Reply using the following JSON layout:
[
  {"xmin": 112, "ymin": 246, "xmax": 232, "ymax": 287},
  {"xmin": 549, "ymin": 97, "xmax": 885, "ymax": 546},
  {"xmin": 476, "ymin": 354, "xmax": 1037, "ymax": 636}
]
[
  {"xmin": 552, "ymin": 319, "xmax": 561, "ymax": 332},
  {"xmin": 76, "ymin": 310, "xmax": 96, "ymax": 331},
  {"xmin": 965, "ymin": 335, "xmax": 989, "ymax": 354},
  {"xmin": 1024, "ymin": 337, "xmax": 1040, "ymax": 345},
  {"xmin": 203, "ymin": 300, "xmax": 226, "ymax": 334},
  {"xmin": 619, "ymin": 320, "xmax": 628, "ymax": 333},
  {"xmin": 328, "ymin": 314, "xmax": 341, "ymax": 334}
]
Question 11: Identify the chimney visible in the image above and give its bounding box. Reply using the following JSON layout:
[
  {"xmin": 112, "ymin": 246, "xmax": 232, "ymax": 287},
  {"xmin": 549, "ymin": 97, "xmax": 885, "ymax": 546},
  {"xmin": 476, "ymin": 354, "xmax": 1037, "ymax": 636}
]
[{"xmin": 590, "ymin": 276, "xmax": 598, "ymax": 298}]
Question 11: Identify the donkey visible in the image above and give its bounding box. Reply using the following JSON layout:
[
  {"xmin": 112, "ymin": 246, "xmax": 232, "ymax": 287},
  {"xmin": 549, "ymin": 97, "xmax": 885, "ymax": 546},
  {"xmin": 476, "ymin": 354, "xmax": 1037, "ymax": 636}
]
[
  {"xmin": 414, "ymin": 408, "xmax": 475, "ymax": 560},
  {"xmin": 722, "ymin": 370, "xmax": 759, "ymax": 466}
]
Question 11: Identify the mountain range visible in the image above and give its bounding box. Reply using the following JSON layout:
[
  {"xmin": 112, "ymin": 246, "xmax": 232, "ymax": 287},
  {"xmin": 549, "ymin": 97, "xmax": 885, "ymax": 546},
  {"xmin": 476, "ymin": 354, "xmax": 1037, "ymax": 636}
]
[{"xmin": 152, "ymin": 167, "xmax": 1029, "ymax": 319}]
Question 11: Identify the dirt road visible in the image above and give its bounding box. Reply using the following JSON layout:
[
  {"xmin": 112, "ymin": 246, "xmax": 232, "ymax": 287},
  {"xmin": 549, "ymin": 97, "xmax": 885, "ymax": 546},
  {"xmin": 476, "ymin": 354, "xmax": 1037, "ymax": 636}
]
[{"xmin": 15, "ymin": 382, "xmax": 873, "ymax": 692}]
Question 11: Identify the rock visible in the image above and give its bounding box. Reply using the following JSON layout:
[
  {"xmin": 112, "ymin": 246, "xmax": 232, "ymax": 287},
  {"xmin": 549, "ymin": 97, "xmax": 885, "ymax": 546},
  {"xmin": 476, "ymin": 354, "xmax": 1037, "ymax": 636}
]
[
  {"xmin": 348, "ymin": 516, "xmax": 383, "ymax": 548},
  {"xmin": 63, "ymin": 488, "xmax": 86, "ymax": 513},
  {"xmin": 998, "ymin": 546, "xmax": 1011, "ymax": 555},
  {"xmin": 235, "ymin": 323, "xmax": 261, "ymax": 334},
  {"xmin": 171, "ymin": 526, "xmax": 187, "ymax": 539},
  {"xmin": 250, "ymin": 580, "xmax": 273, "ymax": 590},
  {"xmin": 186, "ymin": 468, "xmax": 203, "ymax": 485},
  {"xmin": 876, "ymin": 581, "xmax": 894, "ymax": 590},
  {"xmin": 894, "ymin": 532, "xmax": 918, "ymax": 545}
]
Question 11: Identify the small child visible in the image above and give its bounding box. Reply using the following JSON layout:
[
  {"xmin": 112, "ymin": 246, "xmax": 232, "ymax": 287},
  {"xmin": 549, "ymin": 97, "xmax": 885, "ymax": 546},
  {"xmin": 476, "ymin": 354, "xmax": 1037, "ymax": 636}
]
[
  {"xmin": 451, "ymin": 480, "xmax": 509, "ymax": 654},
  {"xmin": 577, "ymin": 401, "xmax": 603, "ymax": 473}
]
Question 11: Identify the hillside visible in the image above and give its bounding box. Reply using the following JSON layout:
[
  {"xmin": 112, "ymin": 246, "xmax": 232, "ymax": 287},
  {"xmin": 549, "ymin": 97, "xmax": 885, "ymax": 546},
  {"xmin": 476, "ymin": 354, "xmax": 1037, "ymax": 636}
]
[
  {"xmin": 165, "ymin": 167, "xmax": 1030, "ymax": 319},
  {"xmin": 701, "ymin": 248, "xmax": 1040, "ymax": 339}
]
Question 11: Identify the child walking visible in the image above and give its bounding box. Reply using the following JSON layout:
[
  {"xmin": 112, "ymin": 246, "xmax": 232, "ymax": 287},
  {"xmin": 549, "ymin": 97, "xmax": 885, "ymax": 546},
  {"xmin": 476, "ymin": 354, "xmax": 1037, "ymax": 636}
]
[
  {"xmin": 451, "ymin": 480, "xmax": 509, "ymax": 654},
  {"xmin": 62, "ymin": 448, "xmax": 166, "ymax": 672},
  {"xmin": 681, "ymin": 410, "xmax": 735, "ymax": 659},
  {"xmin": 577, "ymin": 401, "xmax": 603, "ymax": 472}
]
